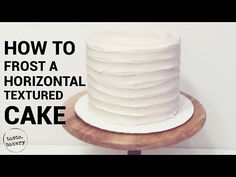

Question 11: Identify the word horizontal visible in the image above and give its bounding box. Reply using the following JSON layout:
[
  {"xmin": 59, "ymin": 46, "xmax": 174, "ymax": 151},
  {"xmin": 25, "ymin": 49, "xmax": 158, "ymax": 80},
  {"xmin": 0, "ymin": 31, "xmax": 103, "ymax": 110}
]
[{"xmin": 4, "ymin": 75, "xmax": 86, "ymax": 87}]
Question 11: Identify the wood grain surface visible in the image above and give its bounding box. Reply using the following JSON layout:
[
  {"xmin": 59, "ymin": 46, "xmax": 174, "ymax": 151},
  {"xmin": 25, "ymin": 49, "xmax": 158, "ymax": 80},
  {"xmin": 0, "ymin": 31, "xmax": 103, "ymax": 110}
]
[{"xmin": 62, "ymin": 91, "xmax": 206, "ymax": 150}]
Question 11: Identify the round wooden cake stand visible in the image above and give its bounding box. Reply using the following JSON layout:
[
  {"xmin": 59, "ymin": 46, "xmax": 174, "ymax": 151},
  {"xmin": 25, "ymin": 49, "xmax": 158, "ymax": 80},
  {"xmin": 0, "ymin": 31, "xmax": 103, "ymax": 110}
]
[{"xmin": 62, "ymin": 91, "xmax": 206, "ymax": 155}]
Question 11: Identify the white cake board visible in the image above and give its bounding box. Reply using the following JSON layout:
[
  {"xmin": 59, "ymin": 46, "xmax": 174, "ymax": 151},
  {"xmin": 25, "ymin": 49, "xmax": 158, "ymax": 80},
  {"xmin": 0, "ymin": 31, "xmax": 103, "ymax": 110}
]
[{"xmin": 74, "ymin": 94, "xmax": 194, "ymax": 134}]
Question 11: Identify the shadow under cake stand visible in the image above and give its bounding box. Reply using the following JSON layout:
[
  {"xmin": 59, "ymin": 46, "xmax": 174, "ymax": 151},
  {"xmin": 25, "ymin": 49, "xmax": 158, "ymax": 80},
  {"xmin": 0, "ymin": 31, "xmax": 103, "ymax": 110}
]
[{"xmin": 62, "ymin": 91, "xmax": 206, "ymax": 155}]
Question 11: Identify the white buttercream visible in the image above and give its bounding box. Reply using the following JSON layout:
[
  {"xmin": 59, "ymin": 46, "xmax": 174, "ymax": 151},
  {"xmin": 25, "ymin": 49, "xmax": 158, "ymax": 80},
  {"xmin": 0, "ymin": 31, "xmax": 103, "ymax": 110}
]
[{"xmin": 86, "ymin": 29, "xmax": 181, "ymax": 123}]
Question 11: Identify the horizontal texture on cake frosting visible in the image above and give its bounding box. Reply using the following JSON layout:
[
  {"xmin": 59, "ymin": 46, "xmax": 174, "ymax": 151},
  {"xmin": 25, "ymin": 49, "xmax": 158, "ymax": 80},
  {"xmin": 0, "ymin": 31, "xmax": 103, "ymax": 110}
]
[{"xmin": 86, "ymin": 29, "xmax": 181, "ymax": 123}]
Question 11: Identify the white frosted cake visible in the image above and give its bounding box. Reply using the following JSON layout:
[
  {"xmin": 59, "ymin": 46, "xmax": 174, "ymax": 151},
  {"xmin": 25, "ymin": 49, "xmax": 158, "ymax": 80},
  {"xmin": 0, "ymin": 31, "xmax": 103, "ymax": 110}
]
[{"xmin": 86, "ymin": 29, "xmax": 181, "ymax": 125}]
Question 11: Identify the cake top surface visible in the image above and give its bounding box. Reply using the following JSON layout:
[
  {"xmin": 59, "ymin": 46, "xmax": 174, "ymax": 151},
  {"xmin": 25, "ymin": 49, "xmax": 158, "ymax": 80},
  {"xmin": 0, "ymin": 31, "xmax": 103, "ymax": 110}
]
[{"xmin": 86, "ymin": 29, "xmax": 181, "ymax": 52}]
